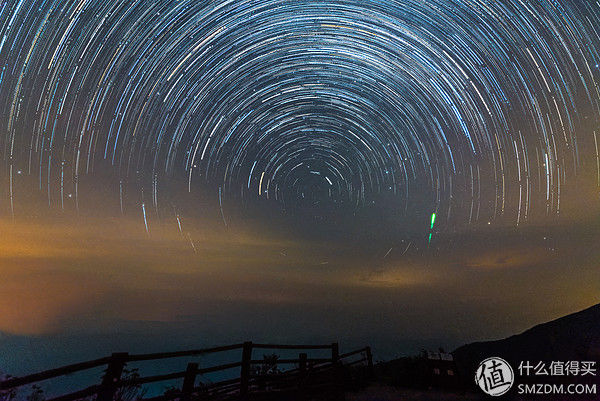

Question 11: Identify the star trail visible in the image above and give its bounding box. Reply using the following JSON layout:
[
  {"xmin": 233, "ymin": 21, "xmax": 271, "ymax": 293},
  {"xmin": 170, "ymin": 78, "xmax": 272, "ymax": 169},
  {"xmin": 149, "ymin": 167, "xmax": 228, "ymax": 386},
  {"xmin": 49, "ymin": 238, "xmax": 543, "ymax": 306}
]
[
  {"xmin": 1, "ymin": 0, "xmax": 600, "ymax": 239},
  {"xmin": 2, "ymin": 0, "xmax": 600, "ymax": 381}
]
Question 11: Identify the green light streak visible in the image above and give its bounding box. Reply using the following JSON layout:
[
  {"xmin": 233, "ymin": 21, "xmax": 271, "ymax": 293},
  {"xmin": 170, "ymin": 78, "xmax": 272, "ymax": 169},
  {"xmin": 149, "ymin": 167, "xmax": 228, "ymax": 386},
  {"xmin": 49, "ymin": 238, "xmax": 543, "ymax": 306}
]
[{"xmin": 428, "ymin": 213, "xmax": 436, "ymax": 244}]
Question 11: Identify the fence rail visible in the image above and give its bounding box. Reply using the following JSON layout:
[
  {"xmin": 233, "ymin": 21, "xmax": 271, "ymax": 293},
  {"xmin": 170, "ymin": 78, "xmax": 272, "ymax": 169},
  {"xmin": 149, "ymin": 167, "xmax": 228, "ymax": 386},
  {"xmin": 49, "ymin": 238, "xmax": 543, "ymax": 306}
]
[{"xmin": 1, "ymin": 342, "xmax": 372, "ymax": 401}]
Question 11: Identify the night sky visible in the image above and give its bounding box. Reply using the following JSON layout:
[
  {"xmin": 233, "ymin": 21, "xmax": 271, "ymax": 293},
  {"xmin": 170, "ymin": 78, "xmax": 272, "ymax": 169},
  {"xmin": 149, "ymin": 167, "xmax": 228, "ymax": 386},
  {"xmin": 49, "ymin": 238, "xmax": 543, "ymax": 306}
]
[{"xmin": 0, "ymin": 0, "xmax": 599, "ymax": 378}]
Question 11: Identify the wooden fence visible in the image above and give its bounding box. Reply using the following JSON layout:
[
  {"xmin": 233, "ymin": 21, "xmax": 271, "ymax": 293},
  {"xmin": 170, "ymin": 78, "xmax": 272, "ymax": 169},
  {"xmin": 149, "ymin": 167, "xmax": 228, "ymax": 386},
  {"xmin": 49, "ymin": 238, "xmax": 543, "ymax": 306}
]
[{"xmin": 0, "ymin": 342, "xmax": 373, "ymax": 401}]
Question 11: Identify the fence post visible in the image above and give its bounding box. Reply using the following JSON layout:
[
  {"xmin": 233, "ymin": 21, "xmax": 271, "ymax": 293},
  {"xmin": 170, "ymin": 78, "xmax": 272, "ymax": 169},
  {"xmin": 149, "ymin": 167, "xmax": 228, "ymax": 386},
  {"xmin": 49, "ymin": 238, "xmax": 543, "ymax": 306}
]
[
  {"xmin": 298, "ymin": 352, "xmax": 308, "ymax": 392},
  {"xmin": 331, "ymin": 343, "xmax": 339, "ymax": 364},
  {"xmin": 299, "ymin": 353, "xmax": 307, "ymax": 373},
  {"xmin": 181, "ymin": 362, "xmax": 198, "ymax": 401},
  {"xmin": 331, "ymin": 343, "xmax": 344, "ymax": 400},
  {"xmin": 240, "ymin": 341, "xmax": 253, "ymax": 397},
  {"xmin": 97, "ymin": 352, "xmax": 128, "ymax": 401},
  {"xmin": 365, "ymin": 347, "xmax": 374, "ymax": 378}
]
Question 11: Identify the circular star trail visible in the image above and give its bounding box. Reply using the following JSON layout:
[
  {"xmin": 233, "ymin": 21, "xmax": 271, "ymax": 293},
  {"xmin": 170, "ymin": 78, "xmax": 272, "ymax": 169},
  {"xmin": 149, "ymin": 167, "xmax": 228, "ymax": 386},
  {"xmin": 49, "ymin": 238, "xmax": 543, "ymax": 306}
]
[{"xmin": 1, "ymin": 0, "xmax": 599, "ymax": 236}]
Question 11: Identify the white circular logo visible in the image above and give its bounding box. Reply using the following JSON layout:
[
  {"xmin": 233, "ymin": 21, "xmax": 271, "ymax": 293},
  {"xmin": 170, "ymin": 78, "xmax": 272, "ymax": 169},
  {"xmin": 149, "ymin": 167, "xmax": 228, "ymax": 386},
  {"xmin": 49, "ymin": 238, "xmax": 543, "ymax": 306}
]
[{"xmin": 475, "ymin": 357, "xmax": 514, "ymax": 396}]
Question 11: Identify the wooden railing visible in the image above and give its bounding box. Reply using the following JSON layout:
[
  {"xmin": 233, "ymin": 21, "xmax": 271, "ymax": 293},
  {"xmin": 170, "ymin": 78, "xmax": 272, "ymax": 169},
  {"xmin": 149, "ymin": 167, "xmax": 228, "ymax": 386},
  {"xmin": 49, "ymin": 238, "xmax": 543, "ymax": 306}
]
[{"xmin": 0, "ymin": 342, "xmax": 373, "ymax": 401}]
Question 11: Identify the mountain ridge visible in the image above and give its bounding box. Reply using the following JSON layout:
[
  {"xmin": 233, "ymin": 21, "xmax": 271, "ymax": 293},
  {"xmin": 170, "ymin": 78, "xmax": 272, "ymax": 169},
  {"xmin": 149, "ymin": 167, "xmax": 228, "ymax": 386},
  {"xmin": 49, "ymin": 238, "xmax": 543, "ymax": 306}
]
[{"xmin": 453, "ymin": 303, "xmax": 600, "ymax": 379}]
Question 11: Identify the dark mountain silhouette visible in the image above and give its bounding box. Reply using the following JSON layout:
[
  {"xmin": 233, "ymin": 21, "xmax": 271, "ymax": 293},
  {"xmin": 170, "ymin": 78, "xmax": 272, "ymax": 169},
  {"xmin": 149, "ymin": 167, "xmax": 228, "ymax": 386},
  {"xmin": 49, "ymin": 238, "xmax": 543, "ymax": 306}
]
[{"xmin": 453, "ymin": 303, "xmax": 600, "ymax": 381}]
